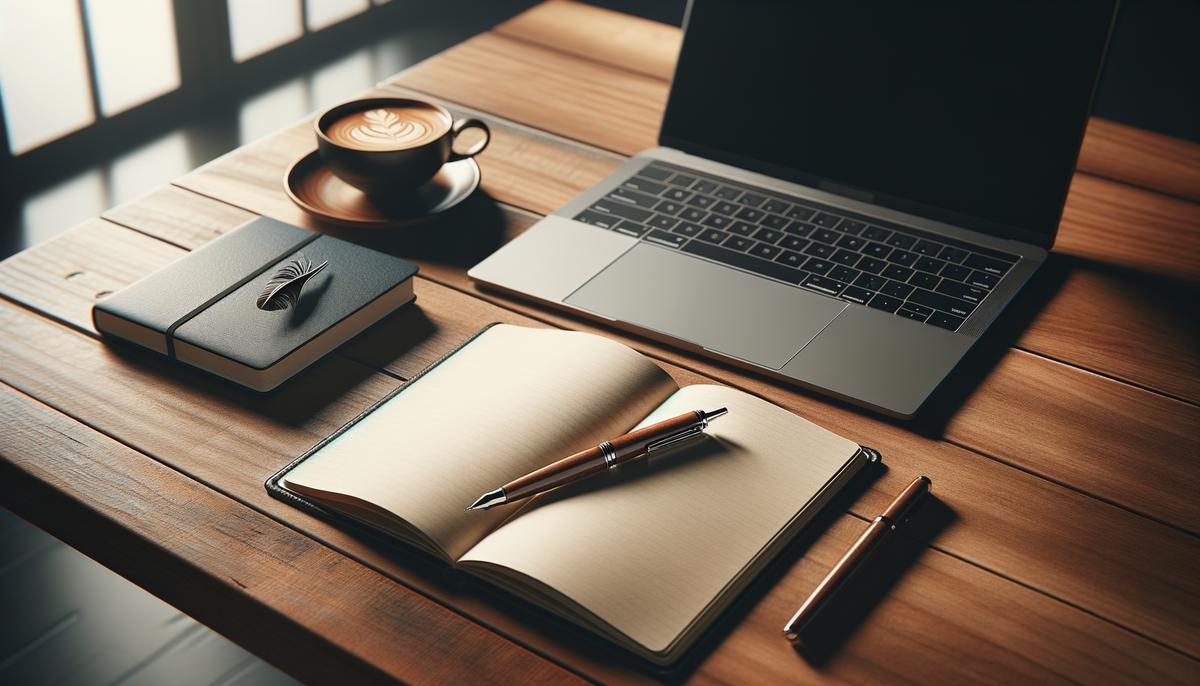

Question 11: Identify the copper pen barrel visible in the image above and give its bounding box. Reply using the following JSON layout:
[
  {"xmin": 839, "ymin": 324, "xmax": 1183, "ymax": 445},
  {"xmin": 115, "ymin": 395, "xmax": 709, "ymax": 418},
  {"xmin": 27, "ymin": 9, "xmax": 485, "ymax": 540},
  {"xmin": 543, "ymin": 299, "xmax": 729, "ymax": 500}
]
[
  {"xmin": 784, "ymin": 476, "xmax": 931, "ymax": 644},
  {"xmin": 503, "ymin": 410, "xmax": 708, "ymax": 501}
]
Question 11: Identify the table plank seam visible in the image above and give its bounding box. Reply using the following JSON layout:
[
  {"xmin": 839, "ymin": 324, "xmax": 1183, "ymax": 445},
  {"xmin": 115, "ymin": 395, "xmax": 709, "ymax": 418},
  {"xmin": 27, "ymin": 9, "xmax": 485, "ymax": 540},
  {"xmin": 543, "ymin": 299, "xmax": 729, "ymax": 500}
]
[
  {"xmin": 1013, "ymin": 342, "xmax": 1200, "ymax": 409},
  {"xmin": 126, "ymin": 183, "xmax": 1200, "ymax": 542}
]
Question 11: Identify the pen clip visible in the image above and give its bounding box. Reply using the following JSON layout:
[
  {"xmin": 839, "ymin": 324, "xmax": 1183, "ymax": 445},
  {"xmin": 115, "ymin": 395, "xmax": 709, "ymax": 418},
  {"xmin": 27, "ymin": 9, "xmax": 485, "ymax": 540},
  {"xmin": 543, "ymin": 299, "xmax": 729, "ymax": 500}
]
[{"xmin": 646, "ymin": 425, "xmax": 704, "ymax": 453}]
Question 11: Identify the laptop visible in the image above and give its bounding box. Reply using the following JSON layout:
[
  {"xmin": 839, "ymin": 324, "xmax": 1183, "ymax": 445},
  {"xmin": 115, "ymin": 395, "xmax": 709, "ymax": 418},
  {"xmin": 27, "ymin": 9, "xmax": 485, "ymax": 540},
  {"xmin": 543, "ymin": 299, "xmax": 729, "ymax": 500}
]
[{"xmin": 469, "ymin": 0, "xmax": 1118, "ymax": 418}]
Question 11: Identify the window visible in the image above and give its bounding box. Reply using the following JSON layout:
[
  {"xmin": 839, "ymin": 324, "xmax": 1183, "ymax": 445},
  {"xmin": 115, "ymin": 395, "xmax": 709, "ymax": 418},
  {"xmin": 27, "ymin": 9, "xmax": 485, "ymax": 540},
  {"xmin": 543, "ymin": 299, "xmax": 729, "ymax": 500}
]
[{"xmin": 0, "ymin": 0, "xmax": 381, "ymax": 155}]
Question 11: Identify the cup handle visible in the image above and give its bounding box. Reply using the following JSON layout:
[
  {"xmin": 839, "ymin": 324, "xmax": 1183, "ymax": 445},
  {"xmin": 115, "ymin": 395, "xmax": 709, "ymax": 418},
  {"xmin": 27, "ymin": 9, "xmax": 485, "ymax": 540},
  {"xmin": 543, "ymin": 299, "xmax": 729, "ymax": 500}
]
[{"xmin": 449, "ymin": 117, "xmax": 490, "ymax": 160}]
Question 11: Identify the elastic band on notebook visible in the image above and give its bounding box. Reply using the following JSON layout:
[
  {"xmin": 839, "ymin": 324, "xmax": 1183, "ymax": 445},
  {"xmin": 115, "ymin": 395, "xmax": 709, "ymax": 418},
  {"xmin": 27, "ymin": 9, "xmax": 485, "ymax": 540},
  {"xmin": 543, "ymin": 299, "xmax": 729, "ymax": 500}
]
[{"xmin": 163, "ymin": 232, "xmax": 321, "ymax": 359}]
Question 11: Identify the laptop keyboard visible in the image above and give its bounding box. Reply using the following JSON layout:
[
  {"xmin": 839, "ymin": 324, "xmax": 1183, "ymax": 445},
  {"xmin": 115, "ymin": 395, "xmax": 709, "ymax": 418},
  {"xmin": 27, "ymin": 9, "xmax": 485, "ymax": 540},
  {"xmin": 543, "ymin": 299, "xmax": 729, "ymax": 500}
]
[{"xmin": 573, "ymin": 161, "xmax": 1019, "ymax": 332}]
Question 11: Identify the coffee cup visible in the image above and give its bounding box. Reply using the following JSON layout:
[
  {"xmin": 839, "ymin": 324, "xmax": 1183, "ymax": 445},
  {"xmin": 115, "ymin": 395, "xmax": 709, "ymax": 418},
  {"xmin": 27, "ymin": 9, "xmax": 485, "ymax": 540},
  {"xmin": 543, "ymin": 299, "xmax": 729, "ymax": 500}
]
[{"xmin": 315, "ymin": 97, "xmax": 490, "ymax": 195}]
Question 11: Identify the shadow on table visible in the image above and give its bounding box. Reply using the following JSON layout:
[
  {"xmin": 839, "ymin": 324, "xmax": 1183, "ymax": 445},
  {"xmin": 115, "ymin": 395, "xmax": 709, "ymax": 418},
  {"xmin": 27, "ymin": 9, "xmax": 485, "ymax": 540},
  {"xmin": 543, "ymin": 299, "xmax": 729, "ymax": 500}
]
[{"xmin": 910, "ymin": 252, "xmax": 1073, "ymax": 437}]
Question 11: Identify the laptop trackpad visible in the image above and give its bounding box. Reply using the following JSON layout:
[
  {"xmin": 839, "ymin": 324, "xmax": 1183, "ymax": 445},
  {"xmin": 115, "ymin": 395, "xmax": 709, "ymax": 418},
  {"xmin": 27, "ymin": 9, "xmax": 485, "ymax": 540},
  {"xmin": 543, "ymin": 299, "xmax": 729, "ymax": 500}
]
[{"xmin": 564, "ymin": 243, "xmax": 846, "ymax": 369}]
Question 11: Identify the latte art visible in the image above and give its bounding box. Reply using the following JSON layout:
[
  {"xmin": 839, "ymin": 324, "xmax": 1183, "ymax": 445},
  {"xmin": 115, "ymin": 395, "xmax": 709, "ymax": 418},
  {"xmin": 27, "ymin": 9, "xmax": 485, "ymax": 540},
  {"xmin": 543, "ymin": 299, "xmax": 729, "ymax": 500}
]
[{"xmin": 324, "ymin": 105, "xmax": 449, "ymax": 151}]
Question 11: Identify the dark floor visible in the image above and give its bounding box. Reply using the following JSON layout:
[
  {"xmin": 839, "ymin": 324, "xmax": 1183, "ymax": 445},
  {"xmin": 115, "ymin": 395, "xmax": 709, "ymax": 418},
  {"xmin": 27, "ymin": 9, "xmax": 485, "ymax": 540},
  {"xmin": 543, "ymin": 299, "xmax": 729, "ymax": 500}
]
[{"xmin": 1, "ymin": 1, "xmax": 1196, "ymax": 684}]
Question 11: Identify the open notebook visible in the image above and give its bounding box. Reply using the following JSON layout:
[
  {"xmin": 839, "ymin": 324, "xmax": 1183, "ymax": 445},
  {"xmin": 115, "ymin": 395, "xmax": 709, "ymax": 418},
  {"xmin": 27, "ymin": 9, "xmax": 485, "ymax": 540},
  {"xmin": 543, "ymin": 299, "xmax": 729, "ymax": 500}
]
[{"xmin": 267, "ymin": 324, "xmax": 873, "ymax": 664}]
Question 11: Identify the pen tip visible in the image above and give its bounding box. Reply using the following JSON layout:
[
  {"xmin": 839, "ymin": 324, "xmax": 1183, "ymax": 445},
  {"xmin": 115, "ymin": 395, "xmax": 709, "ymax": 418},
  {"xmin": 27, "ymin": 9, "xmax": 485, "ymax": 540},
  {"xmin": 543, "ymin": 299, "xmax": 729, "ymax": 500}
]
[{"xmin": 466, "ymin": 488, "xmax": 507, "ymax": 511}]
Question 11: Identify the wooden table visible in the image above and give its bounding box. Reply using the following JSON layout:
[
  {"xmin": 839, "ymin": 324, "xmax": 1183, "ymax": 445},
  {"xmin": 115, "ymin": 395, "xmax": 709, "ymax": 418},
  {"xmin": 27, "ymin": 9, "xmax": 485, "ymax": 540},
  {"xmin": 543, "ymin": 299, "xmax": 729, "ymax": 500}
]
[{"xmin": 2, "ymin": 2, "xmax": 1198, "ymax": 683}]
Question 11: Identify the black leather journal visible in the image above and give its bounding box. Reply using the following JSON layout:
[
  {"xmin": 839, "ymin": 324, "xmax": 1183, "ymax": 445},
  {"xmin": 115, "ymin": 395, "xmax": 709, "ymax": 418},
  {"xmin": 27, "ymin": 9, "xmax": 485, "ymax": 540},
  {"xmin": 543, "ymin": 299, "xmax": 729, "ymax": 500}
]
[{"xmin": 93, "ymin": 217, "xmax": 417, "ymax": 390}]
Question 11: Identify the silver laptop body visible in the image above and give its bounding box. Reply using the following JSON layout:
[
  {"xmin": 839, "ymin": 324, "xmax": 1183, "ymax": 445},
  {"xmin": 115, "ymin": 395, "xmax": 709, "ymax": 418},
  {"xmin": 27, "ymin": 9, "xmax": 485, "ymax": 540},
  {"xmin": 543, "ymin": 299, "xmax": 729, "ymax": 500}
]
[{"xmin": 469, "ymin": 1, "xmax": 1116, "ymax": 418}]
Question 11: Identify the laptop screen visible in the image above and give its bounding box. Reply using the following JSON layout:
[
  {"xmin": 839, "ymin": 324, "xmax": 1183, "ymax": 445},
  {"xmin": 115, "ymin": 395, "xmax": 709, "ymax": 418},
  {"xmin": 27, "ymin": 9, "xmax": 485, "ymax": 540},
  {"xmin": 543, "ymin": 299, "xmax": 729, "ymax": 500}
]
[{"xmin": 659, "ymin": 1, "xmax": 1117, "ymax": 245}]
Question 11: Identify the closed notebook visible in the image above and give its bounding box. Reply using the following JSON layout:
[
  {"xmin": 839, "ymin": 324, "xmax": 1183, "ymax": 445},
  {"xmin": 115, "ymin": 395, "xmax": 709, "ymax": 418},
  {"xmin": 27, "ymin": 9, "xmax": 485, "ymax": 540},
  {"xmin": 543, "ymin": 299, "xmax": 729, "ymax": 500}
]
[
  {"xmin": 267, "ymin": 324, "xmax": 873, "ymax": 665},
  {"xmin": 93, "ymin": 217, "xmax": 417, "ymax": 391}
]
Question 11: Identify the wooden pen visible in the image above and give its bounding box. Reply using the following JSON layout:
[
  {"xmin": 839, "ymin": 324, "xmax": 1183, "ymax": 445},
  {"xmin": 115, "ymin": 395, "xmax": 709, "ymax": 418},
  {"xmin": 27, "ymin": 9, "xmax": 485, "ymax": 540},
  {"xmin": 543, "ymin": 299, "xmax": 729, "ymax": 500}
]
[
  {"xmin": 783, "ymin": 475, "xmax": 932, "ymax": 644},
  {"xmin": 467, "ymin": 408, "xmax": 728, "ymax": 511}
]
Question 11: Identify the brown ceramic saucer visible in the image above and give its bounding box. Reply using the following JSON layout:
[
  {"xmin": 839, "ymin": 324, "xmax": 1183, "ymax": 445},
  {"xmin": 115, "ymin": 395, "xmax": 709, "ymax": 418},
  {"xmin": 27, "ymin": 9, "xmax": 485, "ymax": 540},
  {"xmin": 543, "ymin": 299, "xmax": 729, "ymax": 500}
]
[{"xmin": 284, "ymin": 150, "xmax": 480, "ymax": 228}]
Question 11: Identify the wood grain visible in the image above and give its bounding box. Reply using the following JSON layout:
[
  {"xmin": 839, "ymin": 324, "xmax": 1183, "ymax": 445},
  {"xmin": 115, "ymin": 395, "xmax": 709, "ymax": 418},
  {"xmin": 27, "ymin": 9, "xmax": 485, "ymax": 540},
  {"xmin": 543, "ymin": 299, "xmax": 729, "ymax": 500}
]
[
  {"xmin": 155, "ymin": 63, "xmax": 1199, "ymax": 533},
  {"xmin": 12, "ymin": 211, "xmax": 1200, "ymax": 662},
  {"xmin": 496, "ymin": 0, "xmax": 1200, "ymax": 202},
  {"xmin": 0, "ymin": 288, "xmax": 1194, "ymax": 684},
  {"xmin": 390, "ymin": 30, "xmax": 1200, "ymax": 284},
  {"xmin": 0, "ymin": 384, "xmax": 583, "ymax": 686}
]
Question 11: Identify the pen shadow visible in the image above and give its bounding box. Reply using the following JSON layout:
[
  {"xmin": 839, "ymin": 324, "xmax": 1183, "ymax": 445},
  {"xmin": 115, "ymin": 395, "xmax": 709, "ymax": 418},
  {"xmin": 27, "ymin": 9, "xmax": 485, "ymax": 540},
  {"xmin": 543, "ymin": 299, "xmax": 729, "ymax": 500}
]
[
  {"xmin": 790, "ymin": 494, "xmax": 956, "ymax": 668},
  {"xmin": 658, "ymin": 462, "xmax": 957, "ymax": 681}
]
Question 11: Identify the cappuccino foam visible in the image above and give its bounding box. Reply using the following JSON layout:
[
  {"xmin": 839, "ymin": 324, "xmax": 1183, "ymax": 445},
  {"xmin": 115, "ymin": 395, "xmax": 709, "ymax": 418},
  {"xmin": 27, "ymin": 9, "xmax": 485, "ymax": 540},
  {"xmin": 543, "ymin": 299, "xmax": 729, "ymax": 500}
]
[{"xmin": 325, "ymin": 105, "xmax": 449, "ymax": 151}]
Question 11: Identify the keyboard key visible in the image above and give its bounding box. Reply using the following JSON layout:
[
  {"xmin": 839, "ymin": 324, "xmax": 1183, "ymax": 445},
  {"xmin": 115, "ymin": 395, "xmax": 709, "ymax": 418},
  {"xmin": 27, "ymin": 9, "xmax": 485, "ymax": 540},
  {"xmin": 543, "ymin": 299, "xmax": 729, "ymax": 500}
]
[
  {"xmin": 881, "ymin": 280, "xmax": 914, "ymax": 298},
  {"xmin": 762, "ymin": 199, "xmax": 789, "ymax": 214},
  {"xmin": 775, "ymin": 250, "xmax": 805, "ymax": 268},
  {"xmin": 662, "ymin": 188, "xmax": 692, "ymax": 201},
  {"xmin": 748, "ymin": 242, "xmax": 781, "ymax": 260},
  {"xmin": 882, "ymin": 264, "xmax": 914, "ymax": 281},
  {"xmin": 739, "ymin": 192, "xmax": 766, "ymax": 207},
  {"xmin": 702, "ymin": 214, "xmax": 732, "ymax": 229},
  {"xmin": 914, "ymin": 256, "xmax": 947, "ymax": 273},
  {"xmin": 802, "ymin": 274, "xmax": 846, "ymax": 296},
  {"xmin": 692, "ymin": 179, "xmax": 719, "ymax": 194},
  {"xmin": 655, "ymin": 201, "xmax": 684, "ymax": 215},
  {"xmin": 897, "ymin": 308, "xmax": 929, "ymax": 322},
  {"xmin": 840, "ymin": 286, "xmax": 875, "ymax": 305},
  {"xmin": 812, "ymin": 228, "xmax": 839, "ymax": 244},
  {"xmin": 680, "ymin": 207, "xmax": 707, "ymax": 222},
  {"xmin": 812, "ymin": 212, "xmax": 840, "ymax": 227},
  {"xmin": 646, "ymin": 229, "xmax": 687, "ymax": 248},
  {"xmin": 909, "ymin": 272, "xmax": 940, "ymax": 290},
  {"xmin": 714, "ymin": 185, "xmax": 742, "ymax": 200},
  {"xmin": 803, "ymin": 257, "xmax": 834, "ymax": 275},
  {"xmin": 728, "ymin": 220, "xmax": 757, "ymax": 236},
  {"xmin": 963, "ymin": 253, "xmax": 1013, "ymax": 276},
  {"xmin": 913, "ymin": 240, "xmax": 943, "ymax": 256},
  {"xmin": 854, "ymin": 273, "xmax": 888, "ymax": 291},
  {"xmin": 761, "ymin": 214, "xmax": 790, "ymax": 230},
  {"xmin": 754, "ymin": 227, "xmax": 784, "ymax": 243},
  {"xmin": 939, "ymin": 246, "xmax": 970, "ymax": 263},
  {"xmin": 888, "ymin": 250, "xmax": 917, "ymax": 267},
  {"xmin": 857, "ymin": 256, "xmax": 887, "ymax": 274},
  {"xmin": 904, "ymin": 303, "xmax": 934, "ymax": 316},
  {"xmin": 787, "ymin": 205, "xmax": 817, "ymax": 221},
  {"xmin": 668, "ymin": 173, "xmax": 697, "ymax": 187},
  {"xmin": 885, "ymin": 233, "xmax": 916, "ymax": 249},
  {"xmin": 940, "ymin": 263, "xmax": 971, "ymax": 281},
  {"xmin": 723, "ymin": 234, "xmax": 754, "ymax": 251},
  {"xmin": 832, "ymin": 249, "xmax": 860, "ymax": 266},
  {"xmin": 966, "ymin": 271, "xmax": 1000, "ymax": 289},
  {"xmin": 575, "ymin": 209, "xmax": 621, "ymax": 229},
  {"xmin": 779, "ymin": 235, "xmax": 810, "ymax": 252},
  {"xmin": 909, "ymin": 288, "xmax": 976, "ymax": 318},
  {"xmin": 828, "ymin": 265, "xmax": 860, "ymax": 283},
  {"xmin": 712, "ymin": 201, "xmax": 740, "ymax": 216},
  {"xmin": 592, "ymin": 199, "xmax": 652, "ymax": 222},
  {"xmin": 862, "ymin": 225, "xmax": 891, "ymax": 241},
  {"xmin": 682, "ymin": 240, "xmax": 806, "ymax": 284},
  {"xmin": 786, "ymin": 221, "xmax": 815, "ymax": 236},
  {"xmin": 837, "ymin": 235, "xmax": 867, "ymax": 251},
  {"xmin": 611, "ymin": 187, "xmax": 659, "ymax": 208},
  {"xmin": 638, "ymin": 165, "xmax": 672, "ymax": 181},
  {"xmin": 936, "ymin": 280, "xmax": 988, "ymax": 304},
  {"xmin": 862, "ymin": 242, "xmax": 891, "ymax": 259},
  {"xmin": 928, "ymin": 311, "xmax": 965, "ymax": 331},
  {"xmin": 622, "ymin": 178, "xmax": 667, "ymax": 195},
  {"xmin": 648, "ymin": 215, "xmax": 679, "ymax": 230},
  {"xmin": 868, "ymin": 294, "xmax": 903, "ymax": 313},
  {"xmin": 837, "ymin": 219, "xmax": 866, "ymax": 235},
  {"xmin": 686, "ymin": 195, "xmax": 715, "ymax": 209},
  {"xmin": 804, "ymin": 242, "xmax": 836, "ymax": 258},
  {"xmin": 613, "ymin": 220, "xmax": 648, "ymax": 237},
  {"xmin": 697, "ymin": 228, "xmax": 727, "ymax": 244},
  {"xmin": 735, "ymin": 207, "xmax": 765, "ymax": 222},
  {"xmin": 672, "ymin": 222, "xmax": 702, "ymax": 237}
]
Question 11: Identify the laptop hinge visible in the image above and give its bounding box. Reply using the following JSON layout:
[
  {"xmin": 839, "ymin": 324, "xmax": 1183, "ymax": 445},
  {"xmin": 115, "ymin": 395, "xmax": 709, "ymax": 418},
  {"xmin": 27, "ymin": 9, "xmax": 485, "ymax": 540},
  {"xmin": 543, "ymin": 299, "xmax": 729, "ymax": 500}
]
[{"xmin": 817, "ymin": 180, "xmax": 874, "ymax": 204}]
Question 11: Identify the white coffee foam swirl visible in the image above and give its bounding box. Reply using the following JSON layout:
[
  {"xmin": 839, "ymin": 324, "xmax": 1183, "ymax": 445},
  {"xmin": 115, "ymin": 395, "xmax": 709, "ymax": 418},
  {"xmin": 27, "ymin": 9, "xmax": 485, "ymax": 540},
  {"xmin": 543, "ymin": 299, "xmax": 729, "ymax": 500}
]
[{"xmin": 348, "ymin": 109, "xmax": 430, "ymax": 148}]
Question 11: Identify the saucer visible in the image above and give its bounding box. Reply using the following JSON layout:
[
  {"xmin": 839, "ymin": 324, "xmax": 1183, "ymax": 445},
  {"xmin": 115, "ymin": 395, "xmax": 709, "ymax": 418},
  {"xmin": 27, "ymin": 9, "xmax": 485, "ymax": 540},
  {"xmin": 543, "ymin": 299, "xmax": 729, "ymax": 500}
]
[{"xmin": 284, "ymin": 150, "xmax": 480, "ymax": 228}]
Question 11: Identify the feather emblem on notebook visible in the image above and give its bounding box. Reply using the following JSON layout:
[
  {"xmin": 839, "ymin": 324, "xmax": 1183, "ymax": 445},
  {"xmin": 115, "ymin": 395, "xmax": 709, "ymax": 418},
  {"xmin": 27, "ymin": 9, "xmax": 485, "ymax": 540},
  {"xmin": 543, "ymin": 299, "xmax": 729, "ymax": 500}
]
[{"xmin": 256, "ymin": 256, "xmax": 329, "ymax": 311}]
